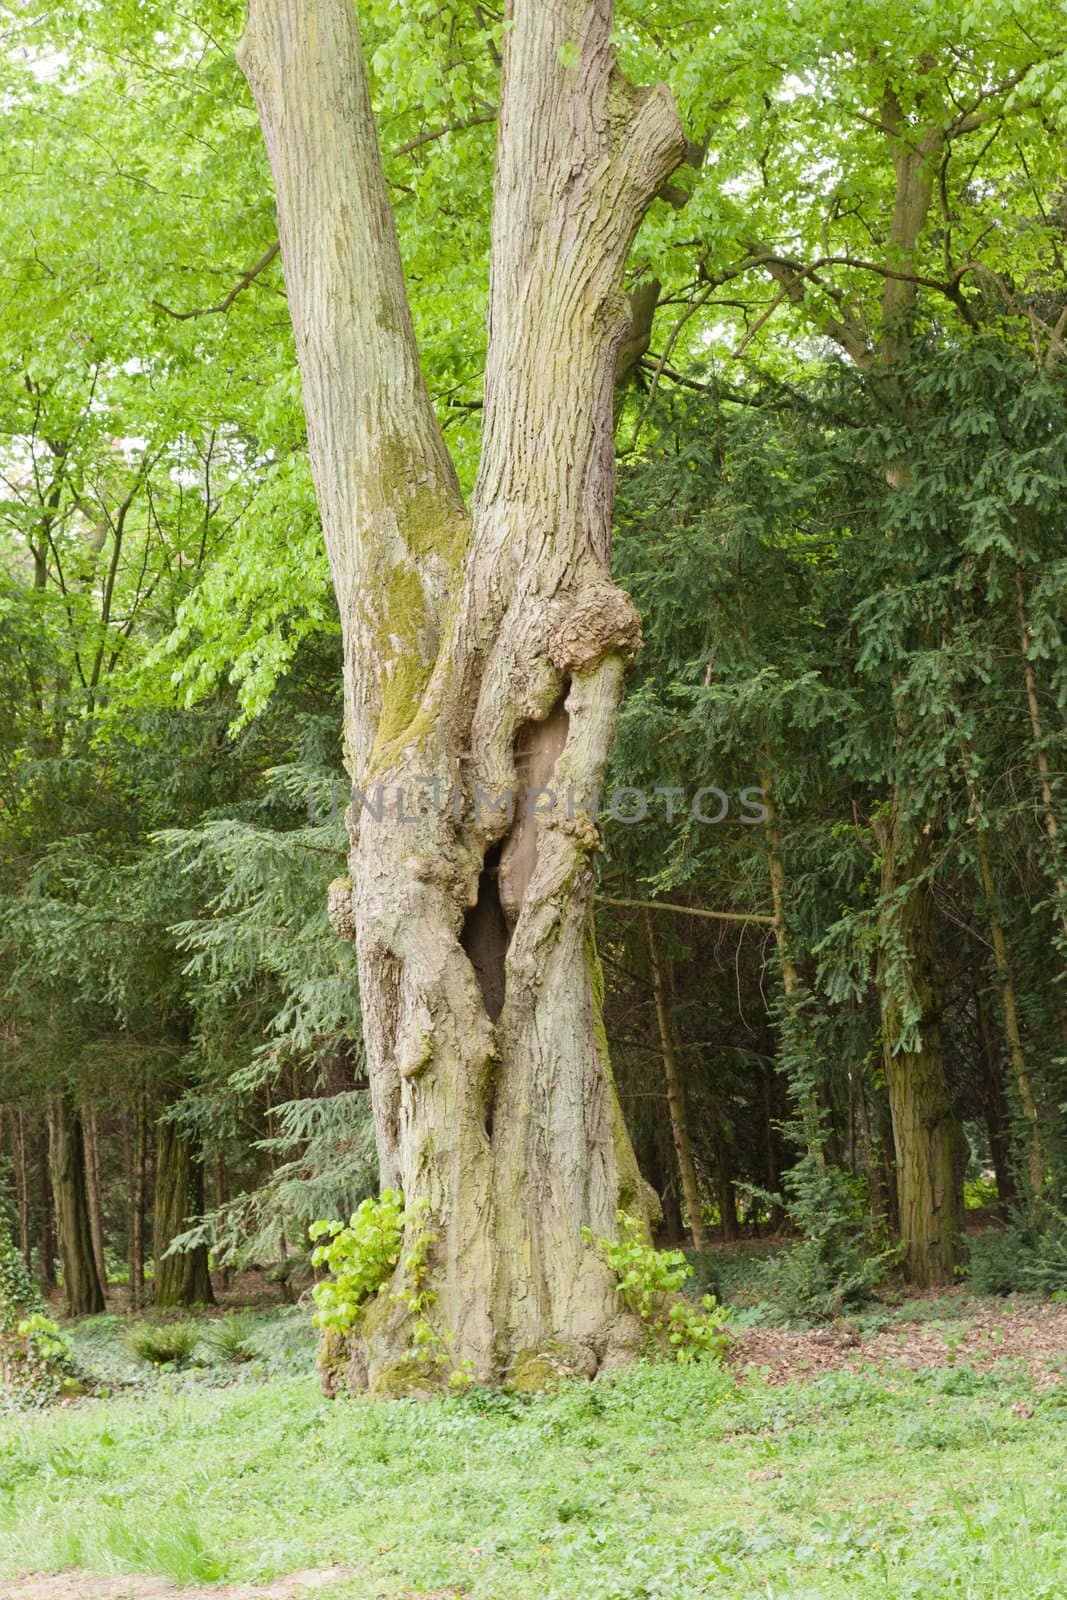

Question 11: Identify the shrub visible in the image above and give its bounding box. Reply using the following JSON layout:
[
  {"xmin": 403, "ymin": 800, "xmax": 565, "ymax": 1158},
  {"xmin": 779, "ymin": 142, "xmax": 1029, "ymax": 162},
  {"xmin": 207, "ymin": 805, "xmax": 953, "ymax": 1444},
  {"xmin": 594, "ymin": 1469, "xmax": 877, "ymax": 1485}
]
[
  {"xmin": 309, "ymin": 1189, "xmax": 406, "ymax": 1335},
  {"xmin": 1028, "ymin": 1206, "xmax": 1067, "ymax": 1297},
  {"xmin": 967, "ymin": 1226, "xmax": 1028, "ymax": 1296},
  {"xmin": 123, "ymin": 1322, "xmax": 201, "ymax": 1367},
  {"xmin": 751, "ymin": 1159, "xmax": 897, "ymax": 1322},
  {"xmin": 587, "ymin": 1212, "xmax": 728, "ymax": 1362},
  {"xmin": 967, "ymin": 1202, "xmax": 1067, "ymax": 1299},
  {"xmin": 200, "ymin": 1312, "xmax": 259, "ymax": 1365},
  {"xmin": 15, "ymin": 1312, "xmax": 73, "ymax": 1365},
  {"xmin": 1, "ymin": 1198, "xmax": 78, "ymax": 1406},
  {"xmin": 964, "ymin": 1173, "xmax": 1000, "ymax": 1211}
]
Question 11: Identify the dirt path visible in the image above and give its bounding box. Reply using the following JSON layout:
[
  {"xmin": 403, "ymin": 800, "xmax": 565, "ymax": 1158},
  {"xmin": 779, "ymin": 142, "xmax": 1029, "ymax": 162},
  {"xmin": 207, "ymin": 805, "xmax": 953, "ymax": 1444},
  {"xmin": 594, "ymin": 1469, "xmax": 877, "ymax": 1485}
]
[
  {"xmin": 0, "ymin": 1572, "xmax": 351, "ymax": 1600},
  {"xmin": 1, "ymin": 1576, "xmax": 464, "ymax": 1600},
  {"xmin": 727, "ymin": 1294, "xmax": 1067, "ymax": 1386}
]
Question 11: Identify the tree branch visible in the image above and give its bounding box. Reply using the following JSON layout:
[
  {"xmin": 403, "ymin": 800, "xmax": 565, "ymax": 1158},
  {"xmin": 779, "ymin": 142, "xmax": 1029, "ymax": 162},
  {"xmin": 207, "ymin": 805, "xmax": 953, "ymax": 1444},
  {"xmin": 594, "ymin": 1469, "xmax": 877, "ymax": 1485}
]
[
  {"xmin": 238, "ymin": 0, "xmax": 468, "ymax": 767},
  {"xmin": 151, "ymin": 241, "xmax": 280, "ymax": 320}
]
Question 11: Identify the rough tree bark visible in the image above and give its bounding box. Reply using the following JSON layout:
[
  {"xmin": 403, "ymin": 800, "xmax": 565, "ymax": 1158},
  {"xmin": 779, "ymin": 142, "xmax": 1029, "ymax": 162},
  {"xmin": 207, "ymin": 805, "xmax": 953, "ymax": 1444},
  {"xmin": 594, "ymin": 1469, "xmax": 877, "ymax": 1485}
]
[
  {"xmin": 874, "ymin": 84, "xmax": 963, "ymax": 1284},
  {"xmin": 239, "ymin": 0, "xmax": 685, "ymax": 1389},
  {"xmin": 83, "ymin": 1105, "xmax": 107, "ymax": 1302},
  {"xmin": 875, "ymin": 814, "xmax": 964, "ymax": 1287},
  {"xmin": 47, "ymin": 1095, "xmax": 105, "ymax": 1317}
]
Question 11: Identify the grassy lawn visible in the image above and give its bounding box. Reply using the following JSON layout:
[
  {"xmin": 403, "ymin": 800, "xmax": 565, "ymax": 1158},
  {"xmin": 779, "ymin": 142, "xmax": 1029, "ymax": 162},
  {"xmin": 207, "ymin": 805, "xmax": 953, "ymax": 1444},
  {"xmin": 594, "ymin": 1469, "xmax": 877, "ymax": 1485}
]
[{"xmin": 1, "ymin": 1307, "xmax": 1065, "ymax": 1599}]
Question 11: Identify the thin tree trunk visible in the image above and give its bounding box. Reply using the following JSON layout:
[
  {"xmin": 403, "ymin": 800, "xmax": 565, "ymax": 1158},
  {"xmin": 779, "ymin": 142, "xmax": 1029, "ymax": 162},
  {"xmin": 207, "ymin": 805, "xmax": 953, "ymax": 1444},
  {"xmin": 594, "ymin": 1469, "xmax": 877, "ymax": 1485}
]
[
  {"xmin": 12, "ymin": 1109, "xmax": 30, "ymax": 1270},
  {"xmin": 153, "ymin": 1116, "xmax": 214, "ymax": 1309},
  {"xmin": 83, "ymin": 1105, "xmax": 107, "ymax": 1299},
  {"xmin": 47, "ymin": 1095, "xmax": 105, "ymax": 1317},
  {"xmin": 970, "ymin": 812, "xmax": 1043, "ymax": 1197},
  {"xmin": 716, "ymin": 1155, "xmax": 739, "ymax": 1243},
  {"xmin": 645, "ymin": 911, "xmax": 706, "ymax": 1250},
  {"xmin": 647, "ymin": 1122, "xmax": 685, "ymax": 1243},
  {"xmin": 38, "ymin": 1129, "xmax": 57, "ymax": 1289},
  {"xmin": 240, "ymin": 0, "xmax": 685, "ymax": 1387},
  {"xmin": 127, "ymin": 1089, "xmax": 147, "ymax": 1313},
  {"xmin": 975, "ymin": 974, "xmax": 1020, "ymax": 1218},
  {"xmin": 761, "ymin": 1056, "xmax": 785, "ymax": 1231},
  {"xmin": 213, "ymin": 1153, "xmax": 230, "ymax": 1291},
  {"xmin": 763, "ymin": 775, "xmax": 825, "ymax": 1168}
]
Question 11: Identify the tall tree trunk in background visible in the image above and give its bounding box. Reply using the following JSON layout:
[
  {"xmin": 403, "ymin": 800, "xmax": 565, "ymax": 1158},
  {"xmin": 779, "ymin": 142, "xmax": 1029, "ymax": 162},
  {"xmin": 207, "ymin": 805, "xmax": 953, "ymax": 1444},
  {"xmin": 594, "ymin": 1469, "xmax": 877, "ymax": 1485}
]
[
  {"xmin": 970, "ymin": 818, "xmax": 1043, "ymax": 1198},
  {"xmin": 240, "ymin": 0, "xmax": 685, "ymax": 1387},
  {"xmin": 127, "ymin": 1089, "xmax": 147, "ymax": 1313},
  {"xmin": 975, "ymin": 975, "xmax": 1020, "ymax": 1219},
  {"xmin": 763, "ymin": 774, "xmax": 824, "ymax": 1167},
  {"xmin": 715, "ymin": 1154, "xmax": 739, "ymax": 1243},
  {"xmin": 876, "ymin": 814, "xmax": 963, "ymax": 1285},
  {"xmin": 12, "ymin": 1110, "xmax": 30, "ymax": 1270},
  {"xmin": 38, "ymin": 1129, "xmax": 56, "ymax": 1289},
  {"xmin": 645, "ymin": 911, "xmax": 707, "ymax": 1250},
  {"xmin": 154, "ymin": 1117, "xmax": 214, "ymax": 1308},
  {"xmin": 47, "ymin": 1095, "xmax": 105, "ymax": 1316},
  {"xmin": 213, "ymin": 1153, "xmax": 230, "ymax": 1291},
  {"xmin": 760, "ymin": 1048, "xmax": 785, "ymax": 1231},
  {"xmin": 645, "ymin": 1124, "xmax": 684, "ymax": 1243},
  {"xmin": 875, "ymin": 93, "xmax": 966, "ymax": 1286},
  {"xmin": 83, "ymin": 1105, "xmax": 107, "ymax": 1299}
]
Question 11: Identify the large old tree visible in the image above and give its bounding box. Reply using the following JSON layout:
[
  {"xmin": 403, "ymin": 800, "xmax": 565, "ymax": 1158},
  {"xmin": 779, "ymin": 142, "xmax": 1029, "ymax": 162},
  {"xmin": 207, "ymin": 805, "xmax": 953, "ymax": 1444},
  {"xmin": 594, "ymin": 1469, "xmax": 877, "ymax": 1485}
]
[{"xmin": 239, "ymin": 0, "xmax": 687, "ymax": 1387}]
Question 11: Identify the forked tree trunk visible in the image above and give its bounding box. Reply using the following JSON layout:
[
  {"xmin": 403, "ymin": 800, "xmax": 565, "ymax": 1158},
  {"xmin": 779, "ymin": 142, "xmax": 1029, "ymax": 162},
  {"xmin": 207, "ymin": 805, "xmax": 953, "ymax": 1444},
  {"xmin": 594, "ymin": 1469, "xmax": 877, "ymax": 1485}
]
[
  {"xmin": 239, "ymin": 0, "xmax": 685, "ymax": 1388},
  {"xmin": 154, "ymin": 1118, "xmax": 214, "ymax": 1309},
  {"xmin": 875, "ymin": 812, "xmax": 963, "ymax": 1286},
  {"xmin": 47, "ymin": 1095, "xmax": 105, "ymax": 1317}
]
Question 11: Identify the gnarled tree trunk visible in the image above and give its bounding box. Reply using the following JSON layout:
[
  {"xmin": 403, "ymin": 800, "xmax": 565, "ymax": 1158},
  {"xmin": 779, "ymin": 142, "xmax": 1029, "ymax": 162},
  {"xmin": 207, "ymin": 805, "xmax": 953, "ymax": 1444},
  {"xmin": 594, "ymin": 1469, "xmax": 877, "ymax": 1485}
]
[{"xmin": 239, "ymin": 0, "xmax": 685, "ymax": 1388}]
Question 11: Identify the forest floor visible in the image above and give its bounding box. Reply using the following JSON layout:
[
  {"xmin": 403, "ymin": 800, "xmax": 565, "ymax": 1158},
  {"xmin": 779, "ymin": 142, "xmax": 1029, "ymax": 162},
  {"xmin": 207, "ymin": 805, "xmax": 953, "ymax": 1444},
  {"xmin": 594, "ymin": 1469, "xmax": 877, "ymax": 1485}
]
[
  {"xmin": 727, "ymin": 1287, "xmax": 1067, "ymax": 1386},
  {"xmin": 2, "ymin": 1285, "xmax": 1067, "ymax": 1600}
]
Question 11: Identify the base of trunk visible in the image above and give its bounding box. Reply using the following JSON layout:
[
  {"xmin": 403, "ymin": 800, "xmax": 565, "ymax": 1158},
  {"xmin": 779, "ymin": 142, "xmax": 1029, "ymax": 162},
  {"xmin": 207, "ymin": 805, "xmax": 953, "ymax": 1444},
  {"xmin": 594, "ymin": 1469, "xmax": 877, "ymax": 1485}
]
[{"xmin": 318, "ymin": 1253, "xmax": 648, "ymax": 1399}]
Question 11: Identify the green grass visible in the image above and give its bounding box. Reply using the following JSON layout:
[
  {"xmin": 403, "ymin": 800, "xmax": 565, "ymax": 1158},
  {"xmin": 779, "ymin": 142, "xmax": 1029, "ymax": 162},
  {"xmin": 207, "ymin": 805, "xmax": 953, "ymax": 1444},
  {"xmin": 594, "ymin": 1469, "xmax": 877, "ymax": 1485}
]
[
  {"xmin": 61, "ymin": 1305, "xmax": 318, "ymax": 1395},
  {"xmin": 1, "ymin": 1325, "xmax": 1065, "ymax": 1599}
]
